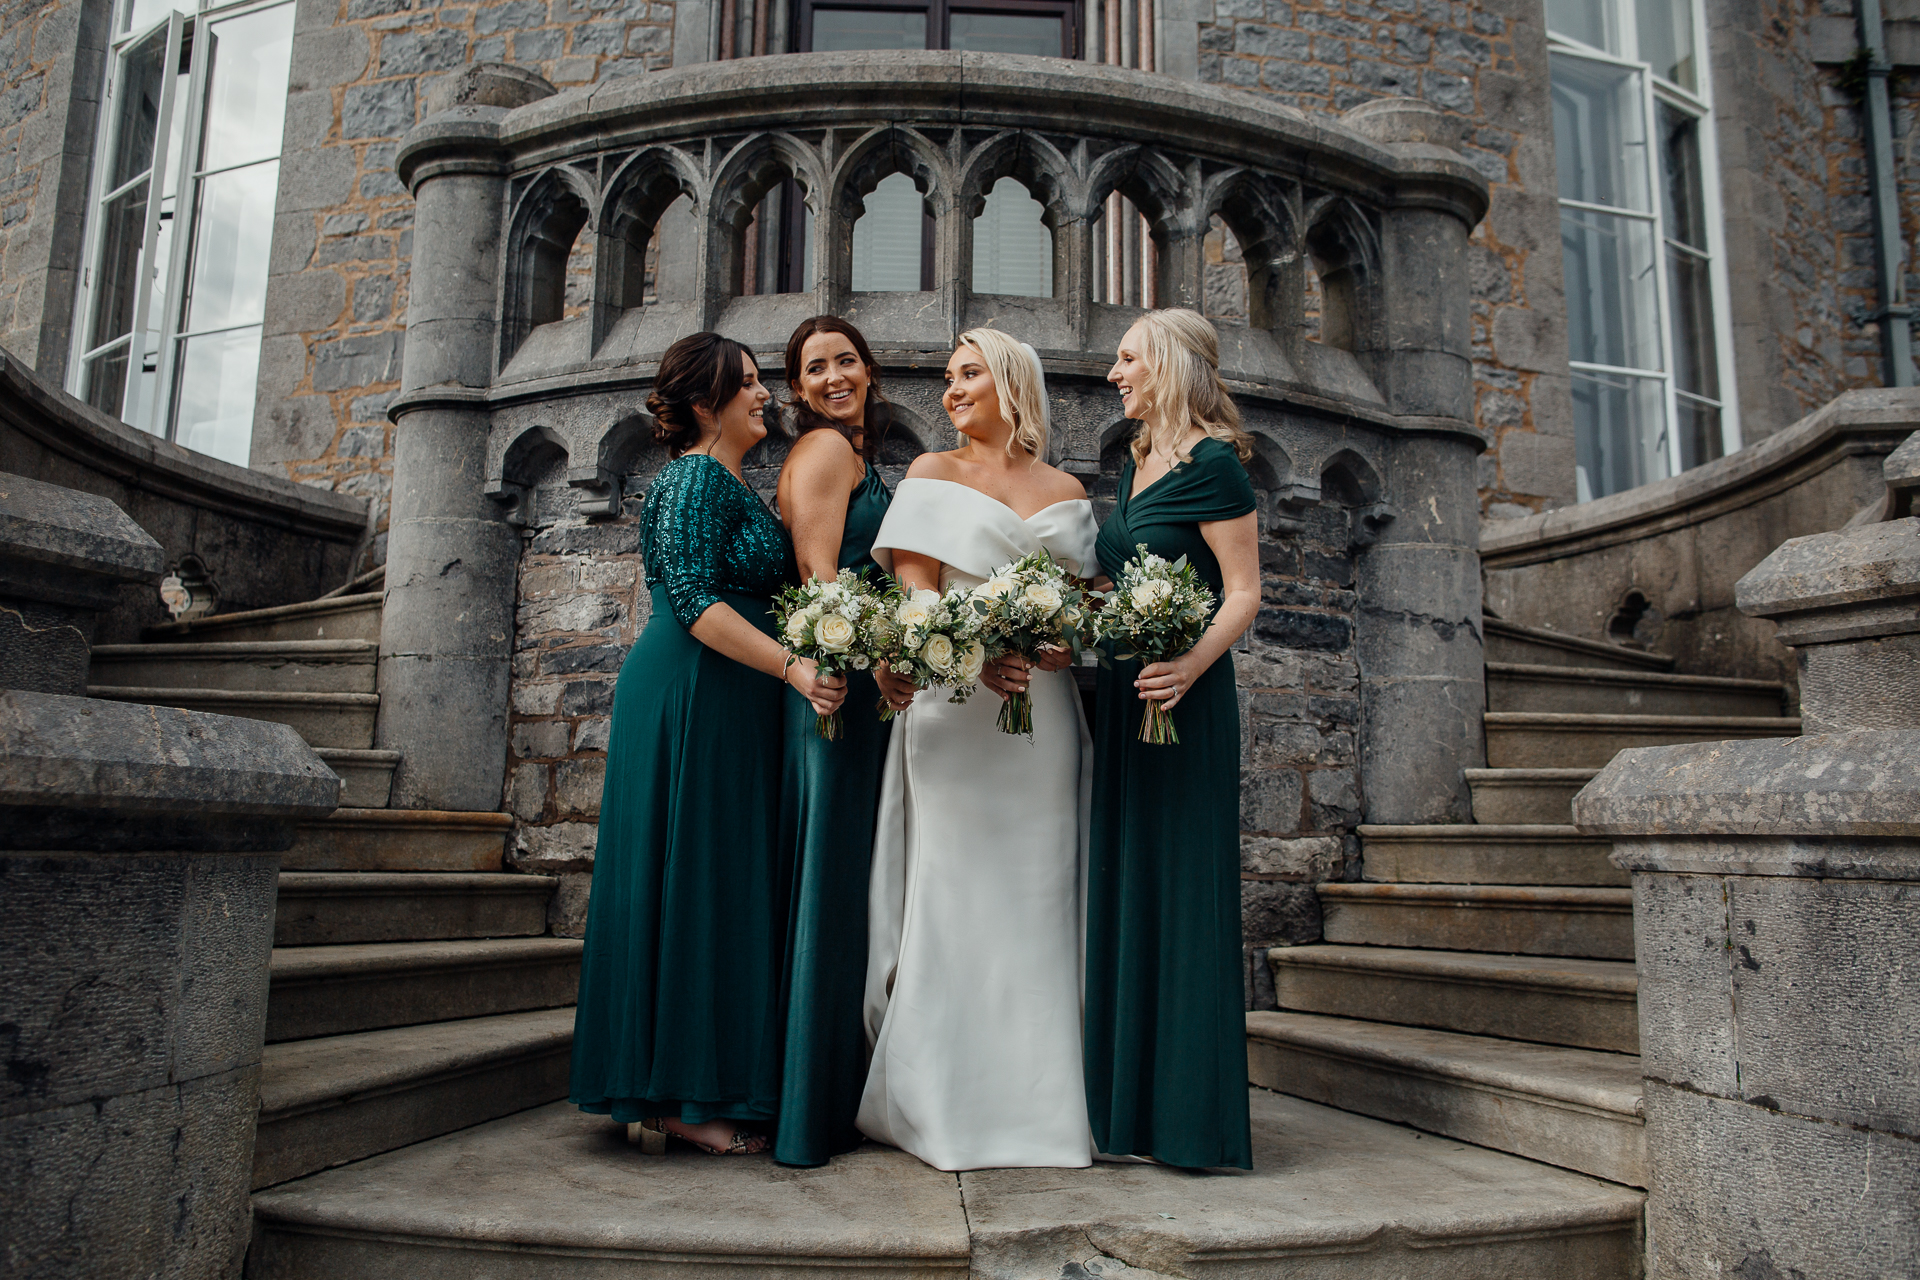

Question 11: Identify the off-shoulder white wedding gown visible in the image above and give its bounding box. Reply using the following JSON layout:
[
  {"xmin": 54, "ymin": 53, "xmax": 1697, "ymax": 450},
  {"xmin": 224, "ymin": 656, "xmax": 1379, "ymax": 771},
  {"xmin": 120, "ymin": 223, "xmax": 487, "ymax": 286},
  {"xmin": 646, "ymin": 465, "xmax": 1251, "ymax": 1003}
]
[{"xmin": 857, "ymin": 477, "xmax": 1099, "ymax": 1171}]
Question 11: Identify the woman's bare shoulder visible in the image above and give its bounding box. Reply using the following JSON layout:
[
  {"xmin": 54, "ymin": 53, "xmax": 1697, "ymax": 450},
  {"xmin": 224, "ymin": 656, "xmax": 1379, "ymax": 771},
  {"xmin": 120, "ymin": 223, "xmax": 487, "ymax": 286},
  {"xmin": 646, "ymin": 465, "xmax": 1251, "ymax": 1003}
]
[
  {"xmin": 904, "ymin": 450, "xmax": 966, "ymax": 481},
  {"xmin": 1033, "ymin": 462, "xmax": 1088, "ymax": 504}
]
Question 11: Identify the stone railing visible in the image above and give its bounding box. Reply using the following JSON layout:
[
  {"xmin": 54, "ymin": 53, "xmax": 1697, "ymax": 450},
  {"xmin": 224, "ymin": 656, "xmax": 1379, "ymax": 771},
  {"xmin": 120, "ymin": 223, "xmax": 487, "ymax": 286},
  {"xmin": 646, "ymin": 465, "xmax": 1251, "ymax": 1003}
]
[{"xmin": 395, "ymin": 52, "xmax": 1488, "ymax": 425}]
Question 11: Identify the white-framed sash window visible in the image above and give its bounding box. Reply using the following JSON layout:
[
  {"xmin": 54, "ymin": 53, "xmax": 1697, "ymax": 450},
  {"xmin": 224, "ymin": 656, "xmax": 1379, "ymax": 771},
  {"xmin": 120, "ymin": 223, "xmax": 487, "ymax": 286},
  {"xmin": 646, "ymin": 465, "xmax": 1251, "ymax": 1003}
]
[
  {"xmin": 70, "ymin": 0, "xmax": 294, "ymax": 468},
  {"xmin": 1548, "ymin": 0, "xmax": 1737, "ymax": 501}
]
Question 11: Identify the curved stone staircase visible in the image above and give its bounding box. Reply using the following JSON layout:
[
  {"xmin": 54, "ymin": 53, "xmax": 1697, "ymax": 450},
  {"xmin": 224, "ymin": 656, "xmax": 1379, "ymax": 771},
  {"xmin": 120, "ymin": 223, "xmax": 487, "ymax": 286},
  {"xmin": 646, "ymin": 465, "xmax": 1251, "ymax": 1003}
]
[
  {"xmin": 84, "ymin": 575, "xmax": 582, "ymax": 1191},
  {"xmin": 1252, "ymin": 617, "xmax": 1798, "ymax": 1190},
  {"xmin": 82, "ymin": 593, "xmax": 1802, "ymax": 1277}
]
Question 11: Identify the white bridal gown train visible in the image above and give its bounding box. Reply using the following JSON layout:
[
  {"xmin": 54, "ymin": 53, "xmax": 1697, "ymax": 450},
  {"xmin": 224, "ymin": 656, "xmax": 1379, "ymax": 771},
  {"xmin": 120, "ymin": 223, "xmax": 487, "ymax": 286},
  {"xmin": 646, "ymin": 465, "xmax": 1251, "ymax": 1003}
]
[{"xmin": 857, "ymin": 477, "xmax": 1100, "ymax": 1171}]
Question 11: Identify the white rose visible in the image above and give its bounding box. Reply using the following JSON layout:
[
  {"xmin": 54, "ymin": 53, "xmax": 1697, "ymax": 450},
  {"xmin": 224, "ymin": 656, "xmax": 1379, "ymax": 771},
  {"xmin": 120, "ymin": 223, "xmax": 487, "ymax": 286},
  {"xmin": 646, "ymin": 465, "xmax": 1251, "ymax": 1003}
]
[
  {"xmin": 978, "ymin": 576, "xmax": 1018, "ymax": 599},
  {"xmin": 957, "ymin": 639, "xmax": 987, "ymax": 681},
  {"xmin": 921, "ymin": 633, "xmax": 955, "ymax": 671},
  {"xmin": 1023, "ymin": 582, "xmax": 1063, "ymax": 612},
  {"xmin": 897, "ymin": 599, "xmax": 933, "ymax": 628},
  {"xmin": 815, "ymin": 613, "xmax": 855, "ymax": 652},
  {"xmin": 912, "ymin": 588, "xmax": 941, "ymax": 607},
  {"xmin": 783, "ymin": 611, "xmax": 811, "ymax": 643},
  {"xmin": 1129, "ymin": 582, "xmax": 1162, "ymax": 611},
  {"xmin": 852, "ymin": 653, "xmax": 871, "ymax": 670}
]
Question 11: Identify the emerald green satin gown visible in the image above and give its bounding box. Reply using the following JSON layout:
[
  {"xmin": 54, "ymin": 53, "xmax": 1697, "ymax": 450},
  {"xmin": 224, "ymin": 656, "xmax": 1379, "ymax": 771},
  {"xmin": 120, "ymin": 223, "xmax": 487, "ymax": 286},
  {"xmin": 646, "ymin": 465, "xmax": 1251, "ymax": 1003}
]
[
  {"xmin": 774, "ymin": 463, "xmax": 892, "ymax": 1166},
  {"xmin": 571, "ymin": 454, "xmax": 797, "ymax": 1128},
  {"xmin": 1084, "ymin": 436, "xmax": 1258, "ymax": 1169}
]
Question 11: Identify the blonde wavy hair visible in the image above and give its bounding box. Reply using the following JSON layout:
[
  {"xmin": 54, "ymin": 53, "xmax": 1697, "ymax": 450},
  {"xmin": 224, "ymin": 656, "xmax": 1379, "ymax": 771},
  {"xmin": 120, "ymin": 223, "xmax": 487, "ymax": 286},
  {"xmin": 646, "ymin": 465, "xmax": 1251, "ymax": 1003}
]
[
  {"xmin": 955, "ymin": 327, "xmax": 1049, "ymax": 461},
  {"xmin": 1123, "ymin": 308, "xmax": 1254, "ymax": 466}
]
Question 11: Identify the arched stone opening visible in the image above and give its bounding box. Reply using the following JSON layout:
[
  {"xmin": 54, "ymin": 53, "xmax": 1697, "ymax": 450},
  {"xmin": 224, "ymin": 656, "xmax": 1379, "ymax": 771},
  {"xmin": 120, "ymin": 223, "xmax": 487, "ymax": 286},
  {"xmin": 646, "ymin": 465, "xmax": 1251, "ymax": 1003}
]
[
  {"xmin": 837, "ymin": 129, "xmax": 947, "ymax": 295},
  {"xmin": 1088, "ymin": 147, "xmax": 1185, "ymax": 311},
  {"xmin": 599, "ymin": 149, "xmax": 702, "ymax": 330},
  {"xmin": 503, "ymin": 170, "xmax": 593, "ymax": 363},
  {"xmin": 712, "ymin": 134, "xmax": 822, "ymax": 299},
  {"xmin": 1301, "ymin": 201, "xmax": 1381, "ymax": 354}
]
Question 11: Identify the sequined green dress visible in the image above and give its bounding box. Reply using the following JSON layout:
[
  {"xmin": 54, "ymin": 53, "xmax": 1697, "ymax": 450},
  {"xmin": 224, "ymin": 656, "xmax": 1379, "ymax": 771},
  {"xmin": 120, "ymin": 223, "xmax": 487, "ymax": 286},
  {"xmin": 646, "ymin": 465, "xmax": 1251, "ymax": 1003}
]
[
  {"xmin": 774, "ymin": 463, "xmax": 892, "ymax": 1166},
  {"xmin": 1084, "ymin": 437, "xmax": 1258, "ymax": 1169},
  {"xmin": 571, "ymin": 453, "xmax": 797, "ymax": 1128}
]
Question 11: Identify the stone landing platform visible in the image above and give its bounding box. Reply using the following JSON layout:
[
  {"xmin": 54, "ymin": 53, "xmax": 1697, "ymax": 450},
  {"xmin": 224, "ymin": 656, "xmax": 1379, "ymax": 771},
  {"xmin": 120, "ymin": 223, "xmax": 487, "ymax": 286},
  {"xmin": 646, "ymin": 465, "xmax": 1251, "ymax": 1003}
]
[{"xmin": 247, "ymin": 1090, "xmax": 1644, "ymax": 1279}]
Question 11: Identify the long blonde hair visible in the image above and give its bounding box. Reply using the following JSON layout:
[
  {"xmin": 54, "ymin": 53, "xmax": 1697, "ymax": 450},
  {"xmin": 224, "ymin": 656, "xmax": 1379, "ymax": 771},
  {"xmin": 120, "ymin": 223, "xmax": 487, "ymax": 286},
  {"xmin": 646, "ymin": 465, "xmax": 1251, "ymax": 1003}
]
[
  {"xmin": 1125, "ymin": 308, "xmax": 1253, "ymax": 465},
  {"xmin": 956, "ymin": 327, "xmax": 1049, "ymax": 461}
]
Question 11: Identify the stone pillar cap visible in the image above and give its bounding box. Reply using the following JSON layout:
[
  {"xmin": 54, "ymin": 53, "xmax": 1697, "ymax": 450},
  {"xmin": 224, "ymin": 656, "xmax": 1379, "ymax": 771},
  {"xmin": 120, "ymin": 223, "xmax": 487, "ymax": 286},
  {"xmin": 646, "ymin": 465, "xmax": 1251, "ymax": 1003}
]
[
  {"xmin": 424, "ymin": 62, "xmax": 557, "ymax": 117},
  {"xmin": 1573, "ymin": 730, "xmax": 1920, "ymax": 846},
  {"xmin": 0, "ymin": 689, "xmax": 340, "ymax": 850},
  {"xmin": 0, "ymin": 470, "xmax": 162, "ymax": 610},
  {"xmin": 1734, "ymin": 517, "xmax": 1920, "ymax": 644}
]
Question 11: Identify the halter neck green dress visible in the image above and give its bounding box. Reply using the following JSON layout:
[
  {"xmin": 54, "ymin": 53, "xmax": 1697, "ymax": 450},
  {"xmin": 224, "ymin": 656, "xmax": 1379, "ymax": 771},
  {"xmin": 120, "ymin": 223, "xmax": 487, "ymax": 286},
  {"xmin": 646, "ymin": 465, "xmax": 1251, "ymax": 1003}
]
[
  {"xmin": 774, "ymin": 462, "xmax": 892, "ymax": 1166},
  {"xmin": 571, "ymin": 453, "xmax": 797, "ymax": 1130},
  {"xmin": 1084, "ymin": 436, "xmax": 1257, "ymax": 1170}
]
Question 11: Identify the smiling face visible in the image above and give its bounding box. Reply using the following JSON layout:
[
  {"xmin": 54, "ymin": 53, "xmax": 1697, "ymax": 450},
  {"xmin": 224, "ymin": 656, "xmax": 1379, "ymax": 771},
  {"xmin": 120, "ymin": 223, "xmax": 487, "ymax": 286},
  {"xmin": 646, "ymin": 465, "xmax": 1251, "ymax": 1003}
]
[
  {"xmin": 797, "ymin": 331, "xmax": 872, "ymax": 428},
  {"xmin": 702, "ymin": 351, "xmax": 772, "ymax": 451},
  {"xmin": 1108, "ymin": 322, "xmax": 1150, "ymax": 418},
  {"xmin": 943, "ymin": 344, "xmax": 1007, "ymax": 442}
]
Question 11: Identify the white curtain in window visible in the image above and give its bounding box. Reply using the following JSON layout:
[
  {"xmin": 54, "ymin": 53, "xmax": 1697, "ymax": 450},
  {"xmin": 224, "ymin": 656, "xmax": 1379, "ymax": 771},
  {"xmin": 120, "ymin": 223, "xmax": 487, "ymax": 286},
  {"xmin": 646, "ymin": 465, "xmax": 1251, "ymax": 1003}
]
[
  {"xmin": 851, "ymin": 173, "xmax": 924, "ymax": 291},
  {"xmin": 972, "ymin": 177, "xmax": 1051, "ymax": 297}
]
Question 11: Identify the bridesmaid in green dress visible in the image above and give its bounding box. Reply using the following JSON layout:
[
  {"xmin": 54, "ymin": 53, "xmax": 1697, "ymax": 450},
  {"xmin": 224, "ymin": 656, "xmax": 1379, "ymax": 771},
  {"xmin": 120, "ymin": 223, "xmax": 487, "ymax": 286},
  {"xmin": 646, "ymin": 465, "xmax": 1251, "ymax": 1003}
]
[
  {"xmin": 571, "ymin": 333, "xmax": 846, "ymax": 1157},
  {"xmin": 772, "ymin": 316, "xmax": 914, "ymax": 1166},
  {"xmin": 1084, "ymin": 308, "xmax": 1263, "ymax": 1170}
]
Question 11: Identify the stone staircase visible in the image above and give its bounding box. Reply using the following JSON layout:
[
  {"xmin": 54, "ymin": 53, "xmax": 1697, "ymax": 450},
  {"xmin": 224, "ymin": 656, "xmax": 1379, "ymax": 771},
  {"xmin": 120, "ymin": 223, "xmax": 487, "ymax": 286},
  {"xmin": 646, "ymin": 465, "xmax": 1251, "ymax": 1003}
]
[
  {"xmin": 85, "ymin": 575, "xmax": 581, "ymax": 1191},
  {"xmin": 1251, "ymin": 616, "xmax": 1798, "ymax": 1189}
]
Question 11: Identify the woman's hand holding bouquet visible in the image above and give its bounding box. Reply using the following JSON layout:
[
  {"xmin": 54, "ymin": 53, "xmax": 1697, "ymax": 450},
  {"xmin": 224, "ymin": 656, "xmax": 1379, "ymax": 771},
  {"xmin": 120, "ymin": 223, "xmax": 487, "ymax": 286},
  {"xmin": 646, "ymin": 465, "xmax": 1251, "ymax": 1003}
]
[
  {"xmin": 774, "ymin": 569, "xmax": 895, "ymax": 740},
  {"xmin": 1091, "ymin": 544, "xmax": 1216, "ymax": 745},
  {"xmin": 967, "ymin": 550, "xmax": 1093, "ymax": 737}
]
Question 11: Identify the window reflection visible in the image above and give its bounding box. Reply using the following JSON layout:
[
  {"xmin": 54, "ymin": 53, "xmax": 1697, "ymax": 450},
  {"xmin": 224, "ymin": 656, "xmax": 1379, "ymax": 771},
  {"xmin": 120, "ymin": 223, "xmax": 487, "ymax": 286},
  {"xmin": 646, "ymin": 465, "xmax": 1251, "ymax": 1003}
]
[
  {"xmin": 812, "ymin": 8, "xmax": 927, "ymax": 49},
  {"xmin": 949, "ymin": 12, "xmax": 1063, "ymax": 56},
  {"xmin": 184, "ymin": 161, "xmax": 279, "ymax": 331},
  {"xmin": 175, "ymin": 327, "xmax": 262, "ymax": 465}
]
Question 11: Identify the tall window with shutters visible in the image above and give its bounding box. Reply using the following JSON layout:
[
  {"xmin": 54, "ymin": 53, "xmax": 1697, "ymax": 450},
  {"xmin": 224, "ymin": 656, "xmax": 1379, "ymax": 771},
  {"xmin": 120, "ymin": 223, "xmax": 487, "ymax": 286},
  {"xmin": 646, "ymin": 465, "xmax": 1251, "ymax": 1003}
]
[
  {"xmin": 70, "ymin": 0, "xmax": 294, "ymax": 468},
  {"xmin": 1547, "ymin": 0, "xmax": 1737, "ymax": 502}
]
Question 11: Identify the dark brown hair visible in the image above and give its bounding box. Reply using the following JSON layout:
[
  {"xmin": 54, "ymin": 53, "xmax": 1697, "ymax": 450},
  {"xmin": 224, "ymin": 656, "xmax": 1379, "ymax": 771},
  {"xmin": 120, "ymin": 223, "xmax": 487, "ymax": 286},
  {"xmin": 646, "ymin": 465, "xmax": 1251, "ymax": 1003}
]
[
  {"xmin": 783, "ymin": 315, "xmax": 889, "ymax": 464},
  {"xmin": 648, "ymin": 332, "xmax": 779, "ymax": 457}
]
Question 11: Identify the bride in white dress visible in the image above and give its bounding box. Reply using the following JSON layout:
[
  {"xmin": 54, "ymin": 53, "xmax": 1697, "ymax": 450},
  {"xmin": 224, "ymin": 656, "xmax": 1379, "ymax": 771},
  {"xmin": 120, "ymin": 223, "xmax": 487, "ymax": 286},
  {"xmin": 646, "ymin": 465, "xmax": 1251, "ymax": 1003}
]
[{"xmin": 858, "ymin": 328, "xmax": 1100, "ymax": 1171}]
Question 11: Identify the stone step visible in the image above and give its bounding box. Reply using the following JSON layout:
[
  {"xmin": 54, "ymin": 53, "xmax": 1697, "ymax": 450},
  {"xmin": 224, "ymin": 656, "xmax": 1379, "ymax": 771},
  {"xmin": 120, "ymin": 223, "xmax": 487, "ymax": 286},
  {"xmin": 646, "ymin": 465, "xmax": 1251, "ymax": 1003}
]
[
  {"xmin": 89, "ymin": 639, "xmax": 378, "ymax": 693},
  {"xmin": 254, "ymin": 1008, "xmax": 574, "ymax": 1190},
  {"xmin": 275, "ymin": 872, "xmax": 554, "ymax": 946},
  {"xmin": 1246, "ymin": 1011, "xmax": 1646, "ymax": 1186},
  {"xmin": 1358, "ymin": 823, "xmax": 1626, "ymax": 887},
  {"xmin": 1484, "ymin": 711, "xmax": 1802, "ymax": 769},
  {"xmin": 1318, "ymin": 882, "xmax": 1635, "ymax": 959},
  {"xmin": 1466, "ymin": 767, "xmax": 1597, "ymax": 824},
  {"xmin": 144, "ymin": 591, "xmax": 383, "ymax": 644},
  {"xmin": 247, "ymin": 1091, "xmax": 1646, "ymax": 1280},
  {"xmin": 85, "ymin": 684, "xmax": 378, "ymax": 749},
  {"xmin": 284, "ymin": 808, "xmax": 515, "ymax": 872},
  {"xmin": 1484, "ymin": 617, "xmax": 1674, "ymax": 672},
  {"xmin": 1487, "ymin": 661, "xmax": 1787, "ymax": 717},
  {"xmin": 1269, "ymin": 945, "xmax": 1640, "ymax": 1052},
  {"xmin": 267, "ymin": 938, "xmax": 583, "ymax": 1043},
  {"xmin": 311, "ymin": 748, "xmax": 399, "ymax": 809}
]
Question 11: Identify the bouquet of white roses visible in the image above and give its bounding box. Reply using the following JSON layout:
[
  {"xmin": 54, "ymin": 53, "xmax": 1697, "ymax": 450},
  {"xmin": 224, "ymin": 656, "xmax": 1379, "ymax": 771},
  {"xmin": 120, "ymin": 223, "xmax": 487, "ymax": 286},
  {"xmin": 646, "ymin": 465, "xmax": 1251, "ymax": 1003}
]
[
  {"xmin": 1091, "ymin": 543, "xmax": 1216, "ymax": 745},
  {"xmin": 875, "ymin": 582, "xmax": 988, "ymax": 719},
  {"xmin": 966, "ymin": 549, "xmax": 1094, "ymax": 738},
  {"xmin": 774, "ymin": 568, "xmax": 894, "ymax": 740}
]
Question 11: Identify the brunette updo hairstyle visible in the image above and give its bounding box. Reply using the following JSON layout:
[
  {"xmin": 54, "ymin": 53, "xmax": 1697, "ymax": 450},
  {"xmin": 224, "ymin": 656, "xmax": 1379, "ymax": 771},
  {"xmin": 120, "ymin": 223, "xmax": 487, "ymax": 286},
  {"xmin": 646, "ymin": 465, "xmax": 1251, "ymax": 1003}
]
[
  {"xmin": 782, "ymin": 315, "xmax": 889, "ymax": 463},
  {"xmin": 647, "ymin": 331, "xmax": 774, "ymax": 457}
]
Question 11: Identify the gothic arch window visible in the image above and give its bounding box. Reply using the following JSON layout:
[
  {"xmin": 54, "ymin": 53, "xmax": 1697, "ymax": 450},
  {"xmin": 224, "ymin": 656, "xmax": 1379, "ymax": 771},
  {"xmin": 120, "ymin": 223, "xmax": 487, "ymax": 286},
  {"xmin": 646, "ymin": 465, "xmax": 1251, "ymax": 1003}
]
[{"xmin": 71, "ymin": 0, "xmax": 295, "ymax": 468}]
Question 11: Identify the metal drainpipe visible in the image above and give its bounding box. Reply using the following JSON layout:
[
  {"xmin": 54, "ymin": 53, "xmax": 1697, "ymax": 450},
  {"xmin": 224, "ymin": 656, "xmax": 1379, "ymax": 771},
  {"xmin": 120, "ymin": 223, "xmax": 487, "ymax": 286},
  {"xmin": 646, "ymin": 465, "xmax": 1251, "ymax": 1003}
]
[{"xmin": 1857, "ymin": 0, "xmax": 1915, "ymax": 386}]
